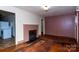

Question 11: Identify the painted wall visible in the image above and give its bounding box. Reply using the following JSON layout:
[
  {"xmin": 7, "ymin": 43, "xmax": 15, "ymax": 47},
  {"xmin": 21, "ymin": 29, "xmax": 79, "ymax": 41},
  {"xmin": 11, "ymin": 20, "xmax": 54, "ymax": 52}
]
[
  {"xmin": 0, "ymin": 6, "xmax": 41, "ymax": 44},
  {"xmin": 45, "ymin": 14, "xmax": 75, "ymax": 38}
]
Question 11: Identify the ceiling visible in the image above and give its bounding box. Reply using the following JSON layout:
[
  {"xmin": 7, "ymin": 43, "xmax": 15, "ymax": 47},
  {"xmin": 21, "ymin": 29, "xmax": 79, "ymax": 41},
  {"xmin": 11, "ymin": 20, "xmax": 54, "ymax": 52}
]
[{"xmin": 16, "ymin": 6, "xmax": 76, "ymax": 17}]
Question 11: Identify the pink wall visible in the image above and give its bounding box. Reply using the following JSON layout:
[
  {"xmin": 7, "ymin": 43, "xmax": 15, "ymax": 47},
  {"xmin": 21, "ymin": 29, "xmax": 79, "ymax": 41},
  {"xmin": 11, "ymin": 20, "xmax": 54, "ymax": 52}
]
[
  {"xmin": 23, "ymin": 24, "xmax": 38, "ymax": 42},
  {"xmin": 45, "ymin": 14, "xmax": 75, "ymax": 38}
]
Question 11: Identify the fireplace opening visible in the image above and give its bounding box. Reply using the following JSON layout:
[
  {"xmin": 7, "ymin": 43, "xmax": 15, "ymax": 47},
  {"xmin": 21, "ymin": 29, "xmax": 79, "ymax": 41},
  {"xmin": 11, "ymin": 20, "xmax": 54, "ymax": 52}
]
[{"xmin": 29, "ymin": 30, "xmax": 37, "ymax": 42}]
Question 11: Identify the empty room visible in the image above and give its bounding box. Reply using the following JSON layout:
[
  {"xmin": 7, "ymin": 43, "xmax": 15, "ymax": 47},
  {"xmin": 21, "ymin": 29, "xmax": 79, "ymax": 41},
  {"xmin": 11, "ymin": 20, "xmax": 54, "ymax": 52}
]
[
  {"xmin": 0, "ymin": 10, "xmax": 15, "ymax": 50},
  {"xmin": 0, "ymin": 6, "xmax": 78, "ymax": 52}
]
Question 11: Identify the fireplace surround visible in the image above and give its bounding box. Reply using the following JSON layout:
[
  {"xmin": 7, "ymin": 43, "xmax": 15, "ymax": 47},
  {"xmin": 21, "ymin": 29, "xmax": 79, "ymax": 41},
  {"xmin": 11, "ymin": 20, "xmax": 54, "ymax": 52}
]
[{"xmin": 23, "ymin": 24, "xmax": 38, "ymax": 42}]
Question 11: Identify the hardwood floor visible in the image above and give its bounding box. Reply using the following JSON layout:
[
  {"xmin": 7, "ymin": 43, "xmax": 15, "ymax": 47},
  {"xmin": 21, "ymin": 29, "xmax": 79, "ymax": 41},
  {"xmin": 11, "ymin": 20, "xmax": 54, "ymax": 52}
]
[
  {"xmin": 0, "ymin": 35, "xmax": 78, "ymax": 52},
  {"xmin": 0, "ymin": 38, "xmax": 15, "ymax": 49}
]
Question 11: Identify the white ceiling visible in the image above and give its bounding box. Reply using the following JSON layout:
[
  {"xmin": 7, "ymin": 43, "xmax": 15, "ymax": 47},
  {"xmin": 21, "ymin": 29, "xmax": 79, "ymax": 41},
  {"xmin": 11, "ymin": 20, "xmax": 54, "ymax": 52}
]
[{"xmin": 16, "ymin": 6, "xmax": 76, "ymax": 17}]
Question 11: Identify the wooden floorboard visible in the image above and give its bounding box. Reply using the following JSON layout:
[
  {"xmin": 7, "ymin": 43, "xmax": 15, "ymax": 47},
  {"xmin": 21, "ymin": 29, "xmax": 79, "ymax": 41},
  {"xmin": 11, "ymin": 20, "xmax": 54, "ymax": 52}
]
[{"xmin": 0, "ymin": 35, "xmax": 78, "ymax": 52}]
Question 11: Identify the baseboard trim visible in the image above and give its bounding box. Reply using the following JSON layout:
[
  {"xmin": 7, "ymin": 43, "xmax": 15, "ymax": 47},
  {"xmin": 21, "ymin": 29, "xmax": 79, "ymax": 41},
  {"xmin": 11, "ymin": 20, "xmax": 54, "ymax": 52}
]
[
  {"xmin": 17, "ymin": 35, "xmax": 41, "ymax": 45},
  {"xmin": 17, "ymin": 40, "xmax": 28, "ymax": 45},
  {"xmin": 44, "ymin": 34, "xmax": 77, "ymax": 44},
  {"xmin": 45, "ymin": 34, "xmax": 76, "ymax": 40}
]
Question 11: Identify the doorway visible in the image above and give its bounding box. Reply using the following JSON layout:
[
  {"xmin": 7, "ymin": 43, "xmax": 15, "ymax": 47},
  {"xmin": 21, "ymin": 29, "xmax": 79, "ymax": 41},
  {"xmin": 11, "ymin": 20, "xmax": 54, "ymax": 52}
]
[{"xmin": 0, "ymin": 10, "xmax": 15, "ymax": 49}]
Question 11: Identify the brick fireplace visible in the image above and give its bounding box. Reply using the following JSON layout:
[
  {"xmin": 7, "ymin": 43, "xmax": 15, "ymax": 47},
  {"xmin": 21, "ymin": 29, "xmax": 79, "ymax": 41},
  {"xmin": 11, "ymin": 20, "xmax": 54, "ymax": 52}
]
[{"xmin": 23, "ymin": 24, "xmax": 38, "ymax": 42}]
